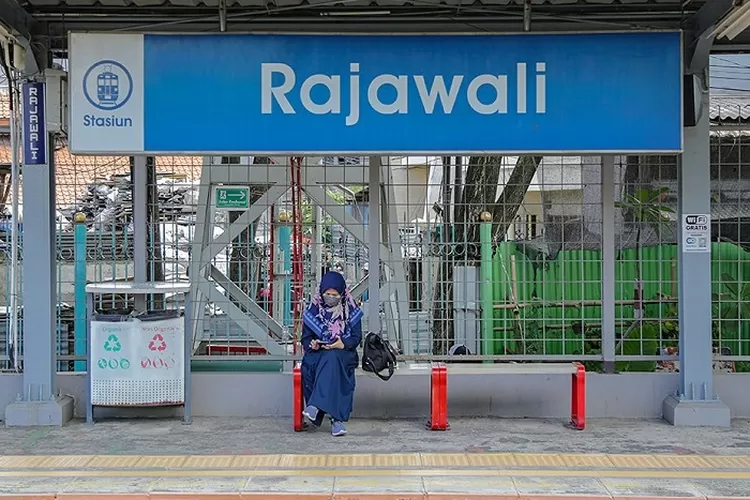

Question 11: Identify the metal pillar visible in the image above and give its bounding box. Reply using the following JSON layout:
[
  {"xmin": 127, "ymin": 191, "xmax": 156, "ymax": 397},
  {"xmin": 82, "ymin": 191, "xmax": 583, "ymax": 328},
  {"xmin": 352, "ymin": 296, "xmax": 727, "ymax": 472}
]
[
  {"xmin": 601, "ymin": 155, "xmax": 616, "ymax": 373},
  {"xmin": 368, "ymin": 156, "xmax": 381, "ymax": 336},
  {"xmin": 73, "ymin": 213, "xmax": 88, "ymax": 372},
  {"xmin": 663, "ymin": 70, "xmax": 730, "ymax": 426},
  {"xmin": 188, "ymin": 157, "xmax": 212, "ymax": 354},
  {"xmin": 132, "ymin": 156, "xmax": 148, "ymax": 311},
  {"xmin": 278, "ymin": 222, "xmax": 292, "ymax": 327},
  {"xmin": 22, "ymin": 131, "xmax": 56, "ymax": 401},
  {"xmin": 479, "ymin": 215, "xmax": 492, "ymax": 357},
  {"xmin": 4, "ymin": 118, "xmax": 73, "ymax": 424},
  {"xmin": 313, "ymin": 205, "xmax": 323, "ymax": 297},
  {"xmin": 380, "ymin": 158, "xmax": 411, "ymax": 352}
]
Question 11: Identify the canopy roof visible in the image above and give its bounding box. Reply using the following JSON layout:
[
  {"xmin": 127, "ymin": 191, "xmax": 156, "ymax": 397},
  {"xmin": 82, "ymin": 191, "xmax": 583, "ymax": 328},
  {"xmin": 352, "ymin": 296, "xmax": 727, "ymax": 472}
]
[
  {"xmin": 4, "ymin": 0, "xmax": 723, "ymax": 55},
  {"xmin": 0, "ymin": 0, "xmax": 744, "ymax": 73}
]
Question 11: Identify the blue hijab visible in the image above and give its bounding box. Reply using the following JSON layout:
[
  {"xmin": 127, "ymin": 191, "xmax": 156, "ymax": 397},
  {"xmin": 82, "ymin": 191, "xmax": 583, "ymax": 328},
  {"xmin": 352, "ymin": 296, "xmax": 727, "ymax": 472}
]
[{"xmin": 303, "ymin": 271, "xmax": 363, "ymax": 343}]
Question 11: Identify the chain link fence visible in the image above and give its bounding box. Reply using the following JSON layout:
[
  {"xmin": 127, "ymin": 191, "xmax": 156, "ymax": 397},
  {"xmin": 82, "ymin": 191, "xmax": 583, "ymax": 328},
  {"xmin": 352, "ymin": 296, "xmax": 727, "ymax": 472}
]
[{"xmin": 0, "ymin": 103, "xmax": 749, "ymax": 372}]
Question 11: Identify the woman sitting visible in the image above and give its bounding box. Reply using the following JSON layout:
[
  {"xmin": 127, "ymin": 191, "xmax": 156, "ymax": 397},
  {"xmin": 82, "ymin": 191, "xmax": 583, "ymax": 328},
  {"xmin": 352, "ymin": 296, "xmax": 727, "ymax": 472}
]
[{"xmin": 301, "ymin": 271, "xmax": 363, "ymax": 437}]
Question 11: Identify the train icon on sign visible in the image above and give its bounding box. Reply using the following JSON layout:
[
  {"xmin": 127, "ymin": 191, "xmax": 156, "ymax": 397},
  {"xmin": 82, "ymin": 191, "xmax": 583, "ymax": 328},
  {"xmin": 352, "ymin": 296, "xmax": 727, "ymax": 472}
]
[
  {"xmin": 96, "ymin": 67, "xmax": 119, "ymax": 105},
  {"xmin": 82, "ymin": 60, "xmax": 133, "ymax": 111}
]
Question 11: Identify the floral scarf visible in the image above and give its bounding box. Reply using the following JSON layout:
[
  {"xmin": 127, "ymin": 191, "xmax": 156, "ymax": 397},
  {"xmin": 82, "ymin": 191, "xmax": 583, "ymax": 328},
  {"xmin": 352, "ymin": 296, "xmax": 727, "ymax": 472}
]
[{"xmin": 302, "ymin": 271, "xmax": 363, "ymax": 344}]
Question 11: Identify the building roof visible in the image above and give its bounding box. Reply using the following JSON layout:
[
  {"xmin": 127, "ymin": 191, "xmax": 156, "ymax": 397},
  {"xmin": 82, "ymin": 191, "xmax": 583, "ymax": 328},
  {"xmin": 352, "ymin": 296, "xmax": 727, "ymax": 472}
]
[
  {"xmin": 0, "ymin": 90, "xmax": 202, "ymax": 208},
  {"xmin": 0, "ymin": 135, "xmax": 202, "ymax": 207},
  {"xmin": 711, "ymin": 94, "xmax": 750, "ymax": 124}
]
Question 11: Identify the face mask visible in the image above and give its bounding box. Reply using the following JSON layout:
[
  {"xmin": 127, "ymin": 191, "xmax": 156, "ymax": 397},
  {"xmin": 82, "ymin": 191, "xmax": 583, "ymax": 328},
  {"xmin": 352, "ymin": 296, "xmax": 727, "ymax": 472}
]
[{"xmin": 322, "ymin": 293, "xmax": 342, "ymax": 307}]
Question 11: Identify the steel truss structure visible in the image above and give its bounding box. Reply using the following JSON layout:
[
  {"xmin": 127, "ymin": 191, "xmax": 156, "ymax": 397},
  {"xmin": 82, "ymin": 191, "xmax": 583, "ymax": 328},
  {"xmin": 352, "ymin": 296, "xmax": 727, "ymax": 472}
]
[{"xmin": 189, "ymin": 156, "xmax": 412, "ymax": 359}]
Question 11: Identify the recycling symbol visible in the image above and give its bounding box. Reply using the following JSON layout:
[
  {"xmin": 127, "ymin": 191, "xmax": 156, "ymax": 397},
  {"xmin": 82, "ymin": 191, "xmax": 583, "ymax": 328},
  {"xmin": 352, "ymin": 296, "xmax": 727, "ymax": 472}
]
[
  {"xmin": 103, "ymin": 334, "xmax": 121, "ymax": 352},
  {"xmin": 148, "ymin": 333, "xmax": 167, "ymax": 352}
]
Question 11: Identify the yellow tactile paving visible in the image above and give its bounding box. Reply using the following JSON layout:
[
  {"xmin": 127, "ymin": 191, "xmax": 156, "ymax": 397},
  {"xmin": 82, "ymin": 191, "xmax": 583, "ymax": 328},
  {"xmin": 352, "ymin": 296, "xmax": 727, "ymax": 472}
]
[
  {"xmin": 1, "ymin": 452, "xmax": 750, "ymax": 472},
  {"xmin": 230, "ymin": 455, "xmax": 281, "ymax": 468},
  {"xmin": 0, "ymin": 456, "xmax": 49, "ymax": 468},
  {"xmin": 37, "ymin": 455, "xmax": 95, "ymax": 468},
  {"xmin": 373, "ymin": 453, "xmax": 421, "ymax": 467},
  {"xmin": 653, "ymin": 454, "xmax": 712, "ymax": 468},
  {"xmin": 278, "ymin": 453, "xmax": 328, "ymax": 468},
  {"xmin": 466, "ymin": 453, "xmax": 517, "ymax": 467},
  {"xmin": 180, "ymin": 455, "xmax": 236, "ymax": 468},
  {"xmin": 608, "ymin": 454, "xmax": 669, "ymax": 469},
  {"xmin": 2, "ymin": 467, "xmax": 750, "ymax": 480},
  {"xmin": 421, "ymin": 453, "xmax": 471, "ymax": 467},
  {"xmin": 133, "ymin": 455, "xmax": 188, "ymax": 469},
  {"xmin": 607, "ymin": 454, "xmax": 711, "ymax": 469},
  {"xmin": 703, "ymin": 455, "xmax": 750, "ymax": 468},
  {"xmin": 89, "ymin": 455, "xmax": 143, "ymax": 468},
  {"xmin": 326, "ymin": 454, "xmax": 374, "ymax": 467},
  {"xmin": 514, "ymin": 453, "xmax": 567, "ymax": 467},
  {"xmin": 561, "ymin": 453, "xmax": 614, "ymax": 468}
]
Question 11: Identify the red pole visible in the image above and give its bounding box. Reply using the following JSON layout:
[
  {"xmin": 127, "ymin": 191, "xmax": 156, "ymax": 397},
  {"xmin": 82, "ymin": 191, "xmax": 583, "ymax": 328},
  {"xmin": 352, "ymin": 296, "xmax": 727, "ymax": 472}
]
[
  {"xmin": 291, "ymin": 157, "xmax": 306, "ymax": 355},
  {"xmin": 289, "ymin": 157, "xmax": 303, "ymax": 355}
]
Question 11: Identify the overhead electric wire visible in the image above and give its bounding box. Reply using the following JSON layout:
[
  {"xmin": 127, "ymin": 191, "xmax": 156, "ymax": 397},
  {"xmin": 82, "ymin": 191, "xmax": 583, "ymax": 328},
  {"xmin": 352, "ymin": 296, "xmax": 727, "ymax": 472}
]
[{"xmin": 711, "ymin": 86, "xmax": 750, "ymax": 92}]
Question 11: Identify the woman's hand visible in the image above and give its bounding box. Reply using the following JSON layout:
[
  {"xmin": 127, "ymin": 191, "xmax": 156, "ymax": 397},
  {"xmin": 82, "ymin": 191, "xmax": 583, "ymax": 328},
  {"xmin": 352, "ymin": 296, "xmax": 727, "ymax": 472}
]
[
  {"xmin": 323, "ymin": 338, "xmax": 345, "ymax": 350},
  {"xmin": 310, "ymin": 339, "xmax": 321, "ymax": 351}
]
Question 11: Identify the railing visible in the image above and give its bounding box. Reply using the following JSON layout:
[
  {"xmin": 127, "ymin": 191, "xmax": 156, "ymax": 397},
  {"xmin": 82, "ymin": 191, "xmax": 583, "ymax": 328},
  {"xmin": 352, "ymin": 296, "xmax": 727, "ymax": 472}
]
[{"xmin": 2, "ymin": 140, "xmax": 750, "ymax": 373}]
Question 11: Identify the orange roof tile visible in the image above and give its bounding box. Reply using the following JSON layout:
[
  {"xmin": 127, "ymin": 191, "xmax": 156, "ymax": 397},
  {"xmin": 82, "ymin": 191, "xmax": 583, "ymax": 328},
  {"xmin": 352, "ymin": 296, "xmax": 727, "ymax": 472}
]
[
  {"xmin": 0, "ymin": 89, "xmax": 204, "ymax": 208},
  {"xmin": 0, "ymin": 135, "xmax": 202, "ymax": 207}
]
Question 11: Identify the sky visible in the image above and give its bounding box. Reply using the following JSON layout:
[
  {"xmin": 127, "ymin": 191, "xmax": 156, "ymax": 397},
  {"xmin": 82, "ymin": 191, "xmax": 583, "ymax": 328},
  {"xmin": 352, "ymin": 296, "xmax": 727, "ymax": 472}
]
[{"xmin": 711, "ymin": 54, "xmax": 750, "ymax": 93}]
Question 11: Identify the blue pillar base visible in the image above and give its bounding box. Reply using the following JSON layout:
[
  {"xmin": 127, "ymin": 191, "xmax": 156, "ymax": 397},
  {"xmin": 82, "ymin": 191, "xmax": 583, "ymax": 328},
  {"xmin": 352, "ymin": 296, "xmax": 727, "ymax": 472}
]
[
  {"xmin": 4, "ymin": 395, "xmax": 74, "ymax": 427},
  {"xmin": 662, "ymin": 393, "xmax": 730, "ymax": 427}
]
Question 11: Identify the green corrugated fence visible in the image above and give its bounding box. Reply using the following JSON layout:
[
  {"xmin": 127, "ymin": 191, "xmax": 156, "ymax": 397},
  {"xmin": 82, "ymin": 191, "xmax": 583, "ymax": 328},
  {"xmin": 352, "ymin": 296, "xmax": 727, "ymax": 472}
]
[{"xmin": 491, "ymin": 242, "xmax": 750, "ymax": 360}]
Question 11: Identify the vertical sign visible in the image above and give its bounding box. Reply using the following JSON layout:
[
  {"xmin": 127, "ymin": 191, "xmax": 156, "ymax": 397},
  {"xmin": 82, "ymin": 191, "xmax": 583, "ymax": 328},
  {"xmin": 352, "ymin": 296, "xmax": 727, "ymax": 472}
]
[
  {"xmin": 22, "ymin": 81, "xmax": 47, "ymax": 165},
  {"xmin": 682, "ymin": 214, "xmax": 710, "ymax": 253}
]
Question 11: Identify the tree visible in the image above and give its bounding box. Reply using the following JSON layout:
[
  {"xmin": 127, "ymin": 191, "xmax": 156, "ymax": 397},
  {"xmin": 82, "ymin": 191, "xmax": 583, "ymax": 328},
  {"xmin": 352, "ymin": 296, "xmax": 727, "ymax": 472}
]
[
  {"xmin": 614, "ymin": 186, "xmax": 674, "ymax": 350},
  {"xmin": 432, "ymin": 155, "xmax": 543, "ymax": 352},
  {"xmin": 454, "ymin": 156, "xmax": 542, "ymax": 246},
  {"xmin": 614, "ymin": 186, "xmax": 674, "ymax": 286}
]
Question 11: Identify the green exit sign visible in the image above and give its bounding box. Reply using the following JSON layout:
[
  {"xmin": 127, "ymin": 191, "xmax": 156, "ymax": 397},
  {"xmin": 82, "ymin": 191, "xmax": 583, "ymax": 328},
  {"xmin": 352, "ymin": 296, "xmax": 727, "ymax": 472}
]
[{"xmin": 214, "ymin": 186, "xmax": 250, "ymax": 210}]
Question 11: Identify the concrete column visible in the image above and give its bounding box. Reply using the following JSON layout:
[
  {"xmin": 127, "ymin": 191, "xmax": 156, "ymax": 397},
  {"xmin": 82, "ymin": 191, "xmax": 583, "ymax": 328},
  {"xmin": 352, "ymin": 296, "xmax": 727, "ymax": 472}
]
[
  {"xmin": 4, "ymin": 116, "xmax": 73, "ymax": 425},
  {"xmin": 663, "ymin": 69, "xmax": 730, "ymax": 426},
  {"xmin": 601, "ymin": 156, "xmax": 616, "ymax": 373},
  {"xmin": 22, "ymin": 131, "xmax": 56, "ymax": 402},
  {"xmin": 132, "ymin": 156, "xmax": 148, "ymax": 311}
]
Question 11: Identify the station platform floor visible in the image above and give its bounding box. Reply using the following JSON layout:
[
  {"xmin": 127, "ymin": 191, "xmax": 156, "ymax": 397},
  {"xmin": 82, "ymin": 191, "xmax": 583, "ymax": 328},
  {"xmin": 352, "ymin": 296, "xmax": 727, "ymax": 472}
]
[{"xmin": 1, "ymin": 417, "xmax": 750, "ymax": 499}]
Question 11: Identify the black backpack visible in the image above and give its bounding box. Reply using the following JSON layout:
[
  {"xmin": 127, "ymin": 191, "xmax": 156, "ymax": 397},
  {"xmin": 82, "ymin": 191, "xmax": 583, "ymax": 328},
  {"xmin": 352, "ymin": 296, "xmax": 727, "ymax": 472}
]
[{"xmin": 361, "ymin": 332, "xmax": 398, "ymax": 381}]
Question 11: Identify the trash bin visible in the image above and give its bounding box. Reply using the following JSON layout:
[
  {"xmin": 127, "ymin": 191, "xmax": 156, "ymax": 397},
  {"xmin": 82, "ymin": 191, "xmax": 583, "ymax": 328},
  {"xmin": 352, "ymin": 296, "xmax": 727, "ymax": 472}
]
[
  {"xmin": 90, "ymin": 309, "xmax": 185, "ymax": 407},
  {"xmin": 132, "ymin": 309, "xmax": 185, "ymax": 405},
  {"xmin": 90, "ymin": 313, "xmax": 134, "ymax": 406}
]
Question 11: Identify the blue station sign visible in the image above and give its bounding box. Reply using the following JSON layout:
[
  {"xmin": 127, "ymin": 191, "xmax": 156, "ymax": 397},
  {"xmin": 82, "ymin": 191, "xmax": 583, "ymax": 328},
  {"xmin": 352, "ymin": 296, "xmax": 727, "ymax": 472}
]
[
  {"xmin": 22, "ymin": 81, "xmax": 47, "ymax": 165},
  {"xmin": 69, "ymin": 32, "xmax": 682, "ymax": 155}
]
